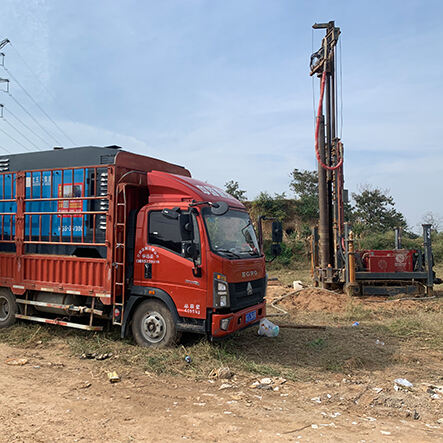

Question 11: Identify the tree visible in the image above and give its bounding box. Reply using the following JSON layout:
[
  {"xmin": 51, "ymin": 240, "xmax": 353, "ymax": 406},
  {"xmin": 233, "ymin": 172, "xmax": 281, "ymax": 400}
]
[
  {"xmin": 224, "ymin": 180, "xmax": 247, "ymax": 201},
  {"xmin": 290, "ymin": 169, "xmax": 318, "ymax": 199},
  {"xmin": 252, "ymin": 191, "xmax": 287, "ymax": 220},
  {"xmin": 289, "ymin": 169, "xmax": 319, "ymax": 221},
  {"xmin": 352, "ymin": 186, "xmax": 407, "ymax": 234}
]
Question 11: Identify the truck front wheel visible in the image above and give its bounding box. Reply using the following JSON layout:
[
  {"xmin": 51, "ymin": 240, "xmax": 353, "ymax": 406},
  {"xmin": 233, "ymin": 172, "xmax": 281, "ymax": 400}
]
[
  {"xmin": 131, "ymin": 299, "xmax": 179, "ymax": 348},
  {"xmin": 0, "ymin": 289, "xmax": 17, "ymax": 329}
]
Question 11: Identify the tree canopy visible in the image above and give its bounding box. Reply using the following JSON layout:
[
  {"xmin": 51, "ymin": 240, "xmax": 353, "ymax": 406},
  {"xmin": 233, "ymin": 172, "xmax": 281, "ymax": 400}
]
[
  {"xmin": 289, "ymin": 168, "xmax": 319, "ymax": 222},
  {"xmin": 351, "ymin": 186, "xmax": 407, "ymax": 234},
  {"xmin": 224, "ymin": 180, "xmax": 247, "ymax": 201}
]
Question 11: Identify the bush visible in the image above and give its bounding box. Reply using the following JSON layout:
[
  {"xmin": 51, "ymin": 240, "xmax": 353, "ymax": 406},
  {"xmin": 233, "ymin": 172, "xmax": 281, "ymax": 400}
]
[
  {"xmin": 356, "ymin": 231, "xmax": 422, "ymax": 251},
  {"xmin": 263, "ymin": 238, "xmax": 307, "ymax": 268}
]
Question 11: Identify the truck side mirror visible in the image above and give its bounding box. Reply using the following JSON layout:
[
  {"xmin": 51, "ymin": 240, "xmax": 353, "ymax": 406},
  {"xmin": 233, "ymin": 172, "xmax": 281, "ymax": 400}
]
[
  {"xmin": 183, "ymin": 242, "xmax": 199, "ymax": 260},
  {"xmin": 179, "ymin": 213, "xmax": 194, "ymax": 241},
  {"xmin": 272, "ymin": 221, "xmax": 283, "ymax": 243}
]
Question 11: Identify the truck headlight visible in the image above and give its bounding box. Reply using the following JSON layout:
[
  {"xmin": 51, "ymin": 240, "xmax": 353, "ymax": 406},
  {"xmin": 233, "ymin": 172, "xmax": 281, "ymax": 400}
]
[
  {"xmin": 213, "ymin": 273, "xmax": 230, "ymax": 308},
  {"xmin": 220, "ymin": 317, "xmax": 232, "ymax": 331}
]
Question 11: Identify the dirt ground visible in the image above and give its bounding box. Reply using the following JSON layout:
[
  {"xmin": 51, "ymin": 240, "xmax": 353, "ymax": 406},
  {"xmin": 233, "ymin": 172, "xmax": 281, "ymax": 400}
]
[{"xmin": 1, "ymin": 279, "xmax": 443, "ymax": 442}]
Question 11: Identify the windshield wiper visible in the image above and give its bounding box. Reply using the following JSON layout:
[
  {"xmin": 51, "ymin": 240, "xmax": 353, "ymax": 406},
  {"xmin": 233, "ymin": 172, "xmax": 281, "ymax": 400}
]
[
  {"xmin": 238, "ymin": 249, "xmax": 260, "ymax": 256},
  {"xmin": 215, "ymin": 248, "xmax": 241, "ymax": 258}
]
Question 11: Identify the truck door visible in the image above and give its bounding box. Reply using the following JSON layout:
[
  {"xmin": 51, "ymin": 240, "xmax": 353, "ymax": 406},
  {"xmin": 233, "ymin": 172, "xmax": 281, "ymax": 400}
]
[{"xmin": 133, "ymin": 208, "xmax": 206, "ymax": 320}]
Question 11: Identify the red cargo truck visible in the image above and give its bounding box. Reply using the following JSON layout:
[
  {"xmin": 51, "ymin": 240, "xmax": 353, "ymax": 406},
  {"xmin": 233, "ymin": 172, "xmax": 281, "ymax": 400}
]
[{"xmin": 0, "ymin": 146, "xmax": 276, "ymax": 346}]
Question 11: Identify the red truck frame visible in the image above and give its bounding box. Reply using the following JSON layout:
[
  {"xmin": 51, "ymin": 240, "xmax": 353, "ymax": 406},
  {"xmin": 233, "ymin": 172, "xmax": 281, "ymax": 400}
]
[{"xmin": 0, "ymin": 146, "xmax": 270, "ymax": 346}]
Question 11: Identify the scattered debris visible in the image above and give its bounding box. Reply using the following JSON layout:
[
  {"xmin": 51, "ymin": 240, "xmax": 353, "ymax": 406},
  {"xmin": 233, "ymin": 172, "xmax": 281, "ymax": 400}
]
[
  {"xmin": 184, "ymin": 355, "xmax": 192, "ymax": 364},
  {"xmin": 219, "ymin": 383, "xmax": 233, "ymax": 391},
  {"xmin": 5, "ymin": 358, "xmax": 28, "ymax": 366},
  {"xmin": 80, "ymin": 352, "xmax": 97, "ymax": 359},
  {"xmin": 209, "ymin": 366, "xmax": 232, "ymax": 380},
  {"xmin": 96, "ymin": 353, "xmax": 113, "ymax": 361},
  {"xmin": 260, "ymin": 377, "xmax": 272, "ymax": 385},
  {"xmin": 394, "ymin": 378, "xmax": 413, "ymax": 390},
  {"xmin": 250, "ymin": 382, "xmax": 273, "ymax": 391},
  {"xmin": 79, "ymin": 382, "xmax": 92, "ymax": 389},
  {"xmin": 311, "ymin": 397, "xmax": 322, "ymax": 404},
  {"xmin": 292, "ymin": 280, "xmax": 303, "ymax": 290},
  {"xmin": 250, "ymin": 377, "xmax": 287, "ymax": 391},
  {"xmin": 80, "ymin": 352, "xmax": 112, "ymax": 360},
  {"xmin": 420, "ymin": 383, "xmax": 443, "ymax": 399},
  {"xmin": 375, "ymin": 339, "xmax": 385, "ymax": 346},
  {"xmin": 352, "ymin": 321, "xmax": 359, "ymax": 327},
  {"xmin": 380, "ymin": 430, "xmax": 391, "ymax": 436},
  {"xmin": 107, "ymin": 371, "xmax": 121, "ymax": 383}
]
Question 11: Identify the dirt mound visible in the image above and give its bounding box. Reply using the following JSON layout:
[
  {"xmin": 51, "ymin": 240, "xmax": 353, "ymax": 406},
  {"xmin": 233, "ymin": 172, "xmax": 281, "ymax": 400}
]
[{"xmin": 278, "ymin": 288, "xmax": 350, "ymax": 313}]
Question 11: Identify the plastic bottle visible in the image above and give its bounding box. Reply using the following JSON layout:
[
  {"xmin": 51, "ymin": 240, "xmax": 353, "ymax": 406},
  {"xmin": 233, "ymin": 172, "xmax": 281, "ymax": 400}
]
[{"xmin": 258, "ymin": 318, "xmax": 280, "ymax": 337}]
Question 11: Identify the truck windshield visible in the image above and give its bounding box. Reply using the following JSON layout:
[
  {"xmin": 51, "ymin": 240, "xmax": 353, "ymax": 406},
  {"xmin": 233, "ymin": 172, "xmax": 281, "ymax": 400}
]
[{"xmin": 202, "ymin": 208, "xmax": 260, "ymax": 258}]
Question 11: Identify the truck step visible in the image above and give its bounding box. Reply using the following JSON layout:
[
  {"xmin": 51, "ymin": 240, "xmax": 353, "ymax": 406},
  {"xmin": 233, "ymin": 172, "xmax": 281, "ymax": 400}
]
[{"xmin": 15, "ymin": 314, "xmax": 103, "ymax": 331}]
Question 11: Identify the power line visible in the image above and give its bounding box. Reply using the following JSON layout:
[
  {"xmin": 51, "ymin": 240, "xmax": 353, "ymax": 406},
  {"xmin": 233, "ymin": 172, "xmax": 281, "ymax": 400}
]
[
  {"xmin": 2, "ymin": 65, "xmax": 76, "ymax": 145},
  {"xmin": 4, "ymin": 105, "xmax": 51, "ymax": 146},
  {"xmin": 6, "ymin": 92, "xmax": 61, "ymax": 145},
  {"xmin": 9, "ymin": 43, "xmax": 57, "ymax": 102},
  {"xmin": 0, "ymin": 124, "xmax": 33, "ymax": 151},
  {"xmin": 2, "ymin": 117, "xmax": 42, "ymax": 150},
  {"xmin": 9, "ymin": 43, "xmax": 77, "ymax": 146}
]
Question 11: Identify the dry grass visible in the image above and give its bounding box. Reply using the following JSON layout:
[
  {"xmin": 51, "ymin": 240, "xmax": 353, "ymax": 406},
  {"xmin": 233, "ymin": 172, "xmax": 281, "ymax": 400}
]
[
  {"xmin": 1, "ymin": 264, "xmax": 442, "ymax": 382},
  {"xmin": 268, "ymin": 267, "xmax": 312, "ymax": 287}
]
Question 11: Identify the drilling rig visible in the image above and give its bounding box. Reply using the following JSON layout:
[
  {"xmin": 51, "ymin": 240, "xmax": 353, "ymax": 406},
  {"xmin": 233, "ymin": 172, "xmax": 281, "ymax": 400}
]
[{"xmin": 309, "ymin": 21, "xmax": 440, "ymax": 296}]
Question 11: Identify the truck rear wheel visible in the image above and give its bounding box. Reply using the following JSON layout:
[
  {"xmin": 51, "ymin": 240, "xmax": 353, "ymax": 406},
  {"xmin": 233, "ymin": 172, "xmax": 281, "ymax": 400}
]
[
  {"xmin": 0, "ymin": 289, "xmax": 17, "ymax": 329},
  {"xmin": 131, "ymin": 299, "xmax": 179, "ymax": 348}
]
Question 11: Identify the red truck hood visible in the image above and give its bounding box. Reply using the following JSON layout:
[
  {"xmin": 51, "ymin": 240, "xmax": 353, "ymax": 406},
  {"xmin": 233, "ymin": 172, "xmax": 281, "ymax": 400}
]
[{"xmin": 147, "ymin": 171, "xmax": 244, "ymax": 209}]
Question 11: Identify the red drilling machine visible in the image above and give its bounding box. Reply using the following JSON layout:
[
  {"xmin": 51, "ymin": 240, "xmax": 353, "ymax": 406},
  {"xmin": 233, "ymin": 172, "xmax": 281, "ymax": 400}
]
[{"xmin": 309, "ymin": 21, "xmax": 440, "ymax": 296}]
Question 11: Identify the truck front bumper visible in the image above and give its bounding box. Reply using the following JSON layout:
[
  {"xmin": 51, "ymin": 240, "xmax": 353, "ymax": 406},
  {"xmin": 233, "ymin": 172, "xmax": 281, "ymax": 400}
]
[{"xmin": 211, "ymin": 301, "xmax": 266, "ymax": 338}]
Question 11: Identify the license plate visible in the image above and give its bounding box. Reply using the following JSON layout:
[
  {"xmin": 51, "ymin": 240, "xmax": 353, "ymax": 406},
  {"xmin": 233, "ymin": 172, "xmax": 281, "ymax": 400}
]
[{"xmin": 245, "ymin": 310, "xmax": 256, "ymax": 323}]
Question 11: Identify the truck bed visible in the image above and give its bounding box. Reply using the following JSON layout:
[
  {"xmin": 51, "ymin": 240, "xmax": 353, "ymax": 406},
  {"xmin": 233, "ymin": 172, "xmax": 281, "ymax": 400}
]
[{"xmin": 0, "ymin": 146, "xmax": 191, "ymax": 303}]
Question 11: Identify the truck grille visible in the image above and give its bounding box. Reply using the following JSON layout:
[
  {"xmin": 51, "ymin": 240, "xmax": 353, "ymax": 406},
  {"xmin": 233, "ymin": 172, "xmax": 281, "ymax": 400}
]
[{"xmin": 228, "ymin": 277, "xmax": 266, "ymax": 311}]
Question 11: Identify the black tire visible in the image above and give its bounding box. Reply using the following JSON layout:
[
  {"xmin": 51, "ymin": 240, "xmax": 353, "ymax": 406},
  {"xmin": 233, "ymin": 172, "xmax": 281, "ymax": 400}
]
[
  {"xmin": 131, "ymin": 299, "xmax": 179, "ymax": 348},
  {"xmin": 0, "ymin": 289, "xmax": 17, "ymax": 329}
]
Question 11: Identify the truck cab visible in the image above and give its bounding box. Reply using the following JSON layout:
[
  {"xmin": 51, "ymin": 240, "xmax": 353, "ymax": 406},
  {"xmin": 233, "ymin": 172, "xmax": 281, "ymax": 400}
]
[{"xmin": 127, "ymin": 171, "xmax": 267, "ymax": 346}]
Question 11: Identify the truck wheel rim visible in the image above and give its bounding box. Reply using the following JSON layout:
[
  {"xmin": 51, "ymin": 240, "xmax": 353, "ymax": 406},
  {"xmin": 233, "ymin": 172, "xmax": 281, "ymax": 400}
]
[
  {"xmin": 141, "ymin": 311, "xmax": 166, "ymax": 343},
  {"xmin": 0, "ymin": 296, "xmax": 10, "ymax": 321}
]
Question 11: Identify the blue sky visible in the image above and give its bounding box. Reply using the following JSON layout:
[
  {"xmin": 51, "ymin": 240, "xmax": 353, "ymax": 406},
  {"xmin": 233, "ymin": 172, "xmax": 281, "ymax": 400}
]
[{"xmin": 0, "ymin": 0, "xmax": 442, "ymax": 230}]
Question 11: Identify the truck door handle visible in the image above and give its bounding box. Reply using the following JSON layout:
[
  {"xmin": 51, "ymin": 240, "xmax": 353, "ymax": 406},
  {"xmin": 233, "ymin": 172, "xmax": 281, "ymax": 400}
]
[{"xmin": 144, "ymin": 263, "xmax": 152, "ymax": 279}]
